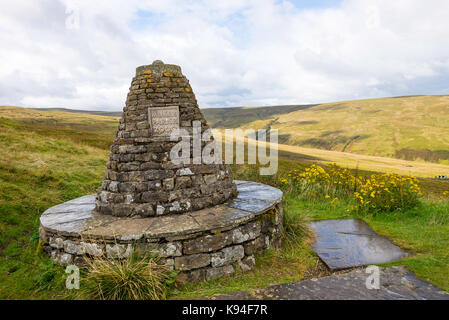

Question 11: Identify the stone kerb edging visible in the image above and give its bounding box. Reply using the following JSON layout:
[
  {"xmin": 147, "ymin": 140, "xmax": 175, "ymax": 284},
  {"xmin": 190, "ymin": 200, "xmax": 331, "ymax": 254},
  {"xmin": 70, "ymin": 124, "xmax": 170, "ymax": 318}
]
[{"xmin": 39, "ymin": 181, "xmax": 283, "ymax": 282}]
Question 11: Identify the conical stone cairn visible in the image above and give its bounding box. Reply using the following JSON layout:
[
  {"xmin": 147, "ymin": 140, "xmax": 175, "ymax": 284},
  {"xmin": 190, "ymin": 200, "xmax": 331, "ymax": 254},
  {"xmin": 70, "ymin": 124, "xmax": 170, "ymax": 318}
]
[{"xmin": 95, "ymin": 60, "xmax": 237, "ymax": 217}]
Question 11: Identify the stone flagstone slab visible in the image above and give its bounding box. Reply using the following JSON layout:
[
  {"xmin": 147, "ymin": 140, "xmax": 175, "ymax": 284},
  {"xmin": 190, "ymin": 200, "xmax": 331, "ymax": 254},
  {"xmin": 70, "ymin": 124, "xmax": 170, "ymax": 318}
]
[
  {"xmin": 307, "ymin": 218, "xmax": 408, "ymax": 271},
  {"xmin": 227, "ymin": 198, "xmax": 275, "ymax": 213},
  {"xmin": 207, "ymin": 266, "xmax": 449, "ymax": 300},
  {"xmin": 40, "ymin": 181, "xmax": 283, "ymax": 240},
  {"xmin": 236, "ymin": 182, "xmax": 283, "ymax": 203}
]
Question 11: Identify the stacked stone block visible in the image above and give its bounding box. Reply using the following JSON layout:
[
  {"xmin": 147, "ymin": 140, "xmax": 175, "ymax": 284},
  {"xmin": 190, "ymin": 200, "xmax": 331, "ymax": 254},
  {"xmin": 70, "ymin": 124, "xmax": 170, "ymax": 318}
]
[{"xmin": 95, "ymin": 60, "xmax": 237, "ymax": 217}]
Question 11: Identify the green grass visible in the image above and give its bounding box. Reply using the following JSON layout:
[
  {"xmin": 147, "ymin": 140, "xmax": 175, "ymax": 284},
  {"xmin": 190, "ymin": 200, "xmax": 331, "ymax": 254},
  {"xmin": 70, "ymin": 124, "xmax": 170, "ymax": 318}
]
[
  {"xmin": 0, "ymin": 105, "xmax": 448, "ymax": 299},
  {"xmin": 284, "ymin": 197, "xmax": 449, "ymax": 291},
  {"xmin": 171, "ymin": 162, "xmax": 449, "ymax": 298},
  {"xmin": 0, "ymin": 111, "xmax": 112, "ymax": 299}
]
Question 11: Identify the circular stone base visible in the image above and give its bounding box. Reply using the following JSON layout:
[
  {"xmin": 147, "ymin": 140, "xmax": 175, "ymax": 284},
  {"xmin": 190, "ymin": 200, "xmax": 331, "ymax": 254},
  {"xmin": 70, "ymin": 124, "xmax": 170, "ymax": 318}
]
[{"xmin": 39, "ymin": 181, "xmax": 283, "ymax": 282}]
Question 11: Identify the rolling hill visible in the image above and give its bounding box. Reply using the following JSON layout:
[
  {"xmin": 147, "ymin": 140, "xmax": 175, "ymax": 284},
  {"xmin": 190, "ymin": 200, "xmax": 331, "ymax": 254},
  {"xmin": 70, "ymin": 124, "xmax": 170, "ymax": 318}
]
[
  {"xmin": 1, "ymin": 104, "xmax": 449, "ymax": 178},
  {"xmin": 204, "ymin": 95, "xmax": 449, "ymax": 164},
  {"xmin": 29, "ymin": 95, "xmax": 449, "ymax": 164}
]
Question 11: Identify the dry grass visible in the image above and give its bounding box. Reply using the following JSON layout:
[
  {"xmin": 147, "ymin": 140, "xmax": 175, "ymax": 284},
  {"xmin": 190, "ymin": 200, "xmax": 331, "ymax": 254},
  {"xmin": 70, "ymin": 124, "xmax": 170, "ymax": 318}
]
[
  {"xmin": 217, "ymin": 131, "xmax": 449, "ymax": 178},
  {"xmin": 80, "ymin": 253, "xmax": 173, "ymax": 300},
  {"xmin": 0, "ymin": 106, "xmax": 119, "ymax": 135},
  {"xmin": 207, "ymin": 95, "xmax": 449, "ymax": 163}
]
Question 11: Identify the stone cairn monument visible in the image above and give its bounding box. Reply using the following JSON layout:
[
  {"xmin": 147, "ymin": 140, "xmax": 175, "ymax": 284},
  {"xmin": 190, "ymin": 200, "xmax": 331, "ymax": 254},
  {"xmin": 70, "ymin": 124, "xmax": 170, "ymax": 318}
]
[
  {"xmin": 39, "ymin": 61, "xmax": 284, "ymax": 282},
  {"xmin": 95, "ymin": 60, "xmax": 237, "ymax": 217}
]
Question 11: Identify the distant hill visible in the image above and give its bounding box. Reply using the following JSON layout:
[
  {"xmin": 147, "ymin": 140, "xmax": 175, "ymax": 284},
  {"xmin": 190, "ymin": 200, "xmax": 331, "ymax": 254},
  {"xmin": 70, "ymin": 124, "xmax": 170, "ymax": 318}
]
[
  {"xmin": 6, "ymin": 94, "xmax": 449, "ymax": 164},
  {"xmin": 33, "ymin": 107, "xmax": 122, "ymax": 117},
  {"xmin": 201, "ymin": 104, "xmax": 317, "ymax": 128},
  {"xmin": 205, "ymin": 95, "xmax": 449, "ymax": 164},
  {"xmin": 34, "ymin": 105, "xmax": 316, "ymax": 127},
  {"xmin": 1, "ymin": 103, "xmax": 449, "ymax": 177}
]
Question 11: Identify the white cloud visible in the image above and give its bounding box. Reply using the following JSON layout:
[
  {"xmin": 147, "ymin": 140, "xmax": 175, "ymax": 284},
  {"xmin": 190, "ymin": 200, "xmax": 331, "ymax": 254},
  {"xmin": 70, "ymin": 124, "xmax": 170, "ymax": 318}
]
[{"xmin": 0, "ymin": 0, "xmax": 449, "ymax": 110}]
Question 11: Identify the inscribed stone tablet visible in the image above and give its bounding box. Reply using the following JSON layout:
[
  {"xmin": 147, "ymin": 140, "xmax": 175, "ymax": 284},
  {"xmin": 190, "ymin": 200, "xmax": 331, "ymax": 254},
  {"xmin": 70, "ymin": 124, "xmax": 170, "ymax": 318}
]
[{"xmin": 148, "ymin": 106, "xmax": 179, "ymax": 136}]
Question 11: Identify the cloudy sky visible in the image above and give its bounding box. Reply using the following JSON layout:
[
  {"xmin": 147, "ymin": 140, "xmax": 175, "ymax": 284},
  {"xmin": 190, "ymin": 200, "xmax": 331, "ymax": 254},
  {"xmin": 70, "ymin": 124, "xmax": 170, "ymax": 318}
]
[{"xmin": 1, "ymin": 0, "xmax": 449, "ymax": 111}]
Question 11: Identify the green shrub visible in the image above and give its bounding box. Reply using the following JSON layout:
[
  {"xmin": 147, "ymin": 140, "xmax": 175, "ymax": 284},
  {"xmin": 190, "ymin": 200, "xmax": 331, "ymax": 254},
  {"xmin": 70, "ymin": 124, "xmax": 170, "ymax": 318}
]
[{"xmin": 282, "ymin": 207, "xmax": 310, "ymax": 249}]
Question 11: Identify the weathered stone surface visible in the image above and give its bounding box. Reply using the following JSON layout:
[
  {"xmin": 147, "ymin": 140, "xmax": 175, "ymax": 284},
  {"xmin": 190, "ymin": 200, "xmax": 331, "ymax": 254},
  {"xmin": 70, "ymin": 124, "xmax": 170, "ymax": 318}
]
[
  {"xmin": 106, "ymin": 244, "xmax": 133, "ymax": 259},
  {"xmin": 190, "ymin": 206, "xmax": 254, "ymax": 232},
  {"xmin": 135, "ymin": 241, "xmax": 182, "ymax": 257},
  {"xmin": 174, "ymin": 254, "xmax": 211, "ymax": 271},
  {"xmin": 211, "ymin": 245, "xmax": 244, "ymax": 267},
  {"xmin": 64, "ymin": 240, "xmax": 84, "ymax": 255},
  {"xmin": 40, "ymin": 210, "xmax": 92, "ymax": 236},
  {"xmin": 207, "ymin": 266, "xmax": 449, "ymax": 300},
  {"xmin": 82, "ymin": 216, "xmax": 153, "ymax": 241},
  {"xmin": 227, "ymin": 199, "xmax": 275, "ymax": 214},
  {"xmin": 243, "ymin": 236, "xmax": 267, "ymax": 255},
  {"xmin": 177, "ymin": 268, "xmax": 206, "ymax": 283},
  {"xmin": 206, "ymin": 265, "xmax": 235, "ymax": 281},
  {"xmin": 232, "ymin": 221, "xmax": 261, "ymax": 244},
  {"xmin": 80, "ymin": 242, "xmax": 103, "ymax": 257},
  {"xmin": 236, "ymin": 182, "xmax": 283, "ymax": 203},
  {"xmin": 144, "ymin": 214, "xmax": 201, "ymax": 239},
  {"xmin": 40, "ymin": 182, "xmax": 280, "ymax": 238},
  {"xmin": 238, "ymin": 255, "xmax": 256, "ymax": 272},
  {"xmin": 59, "ymin": 253, "xmax": 73, "ymax": 266},
  {"xmin": 49, "ymin": 237, "xmax": 64, "ymax": 249},
  {"xmin": 159, "ymin": 242, "xmax": 183, "ymax": 257},
  {"xmin": 163, "ymin": 178, "xmax": 174, "ymax": 191},
  {"xmin": 164, "ymin": 258, "xmax": 175, "ymax": 270},
  {"xmin": 183, "ymin": 232, "xmax": 233, "ymax": 254},
  {"xmin": 203, "ymin": 174, "xmax": 217, "ymax": 185},
  {"xmin": 177, "ymin": 168, "xmax": 194, "ymax": 176},
  {"xmin": 233, "ymin": 180, "xmax": 249, "ymax": 185},
  {"xmin": 308, "ymin": 219, "xmax": 408, "ymax": 270},
  {"xmin": 156, "ymin": 205, "xmax": 165, "ymax": 215}
]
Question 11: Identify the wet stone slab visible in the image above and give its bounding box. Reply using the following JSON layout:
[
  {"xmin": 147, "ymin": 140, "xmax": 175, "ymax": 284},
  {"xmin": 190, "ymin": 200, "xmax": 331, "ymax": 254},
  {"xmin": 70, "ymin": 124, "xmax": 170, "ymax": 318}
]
[
  {"xmin": 307, "ymin": 219, "xmax": 408, "ymax": 271},
  {"xmin": 236, "ymin": 182, "xmax": 283, "ymax": 203},
  {"xmin": 226, "ymin": 199, "xmax": 274, "ymax": 215},
  {"xmin": 207, "ymin": 266, "xmax": 449, "ymax": 300}
]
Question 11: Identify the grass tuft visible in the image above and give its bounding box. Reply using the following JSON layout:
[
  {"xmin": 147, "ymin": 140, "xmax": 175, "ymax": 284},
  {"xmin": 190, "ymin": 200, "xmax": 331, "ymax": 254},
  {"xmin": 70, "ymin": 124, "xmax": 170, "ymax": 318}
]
[
  {"xmin": 79, "ymin": 253, "xmax": 175, "ymax": 300},
  {"xmin": 282, "ymin": 204, "xmax": 311, "ymax": 249}
]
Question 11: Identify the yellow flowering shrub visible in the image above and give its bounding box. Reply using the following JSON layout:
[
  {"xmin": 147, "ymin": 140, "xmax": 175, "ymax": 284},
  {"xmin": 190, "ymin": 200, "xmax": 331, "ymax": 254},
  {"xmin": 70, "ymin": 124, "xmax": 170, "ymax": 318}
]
[
  {"xmin": 284, "ymin": 163, "xmax": 356, "ymax": 200},
  {"xmin": 354, "ymin": 173, "xmax": 421, "ymax": 212},
  {"xmin": 281, "ymin": 163, "xmax": 423, "ymax": 213},
  {"xmin": 439, "ymin": 191, "xmax": 449, "ymax": 201}
]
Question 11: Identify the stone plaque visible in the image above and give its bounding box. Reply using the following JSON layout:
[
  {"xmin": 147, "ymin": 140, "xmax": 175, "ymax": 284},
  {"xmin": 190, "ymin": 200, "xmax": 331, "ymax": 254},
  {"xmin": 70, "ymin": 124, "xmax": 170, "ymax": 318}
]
[{"xmin": 148, "ymin": 106, "xmax": 179, "ymax": 136}]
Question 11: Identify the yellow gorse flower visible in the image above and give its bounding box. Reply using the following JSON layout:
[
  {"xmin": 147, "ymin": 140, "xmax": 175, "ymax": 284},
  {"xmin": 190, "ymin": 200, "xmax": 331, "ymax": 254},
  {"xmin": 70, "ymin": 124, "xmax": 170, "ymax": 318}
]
[{"xmin": 280, "ymin": 163, "xmax": 422, "ymax": 213}]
